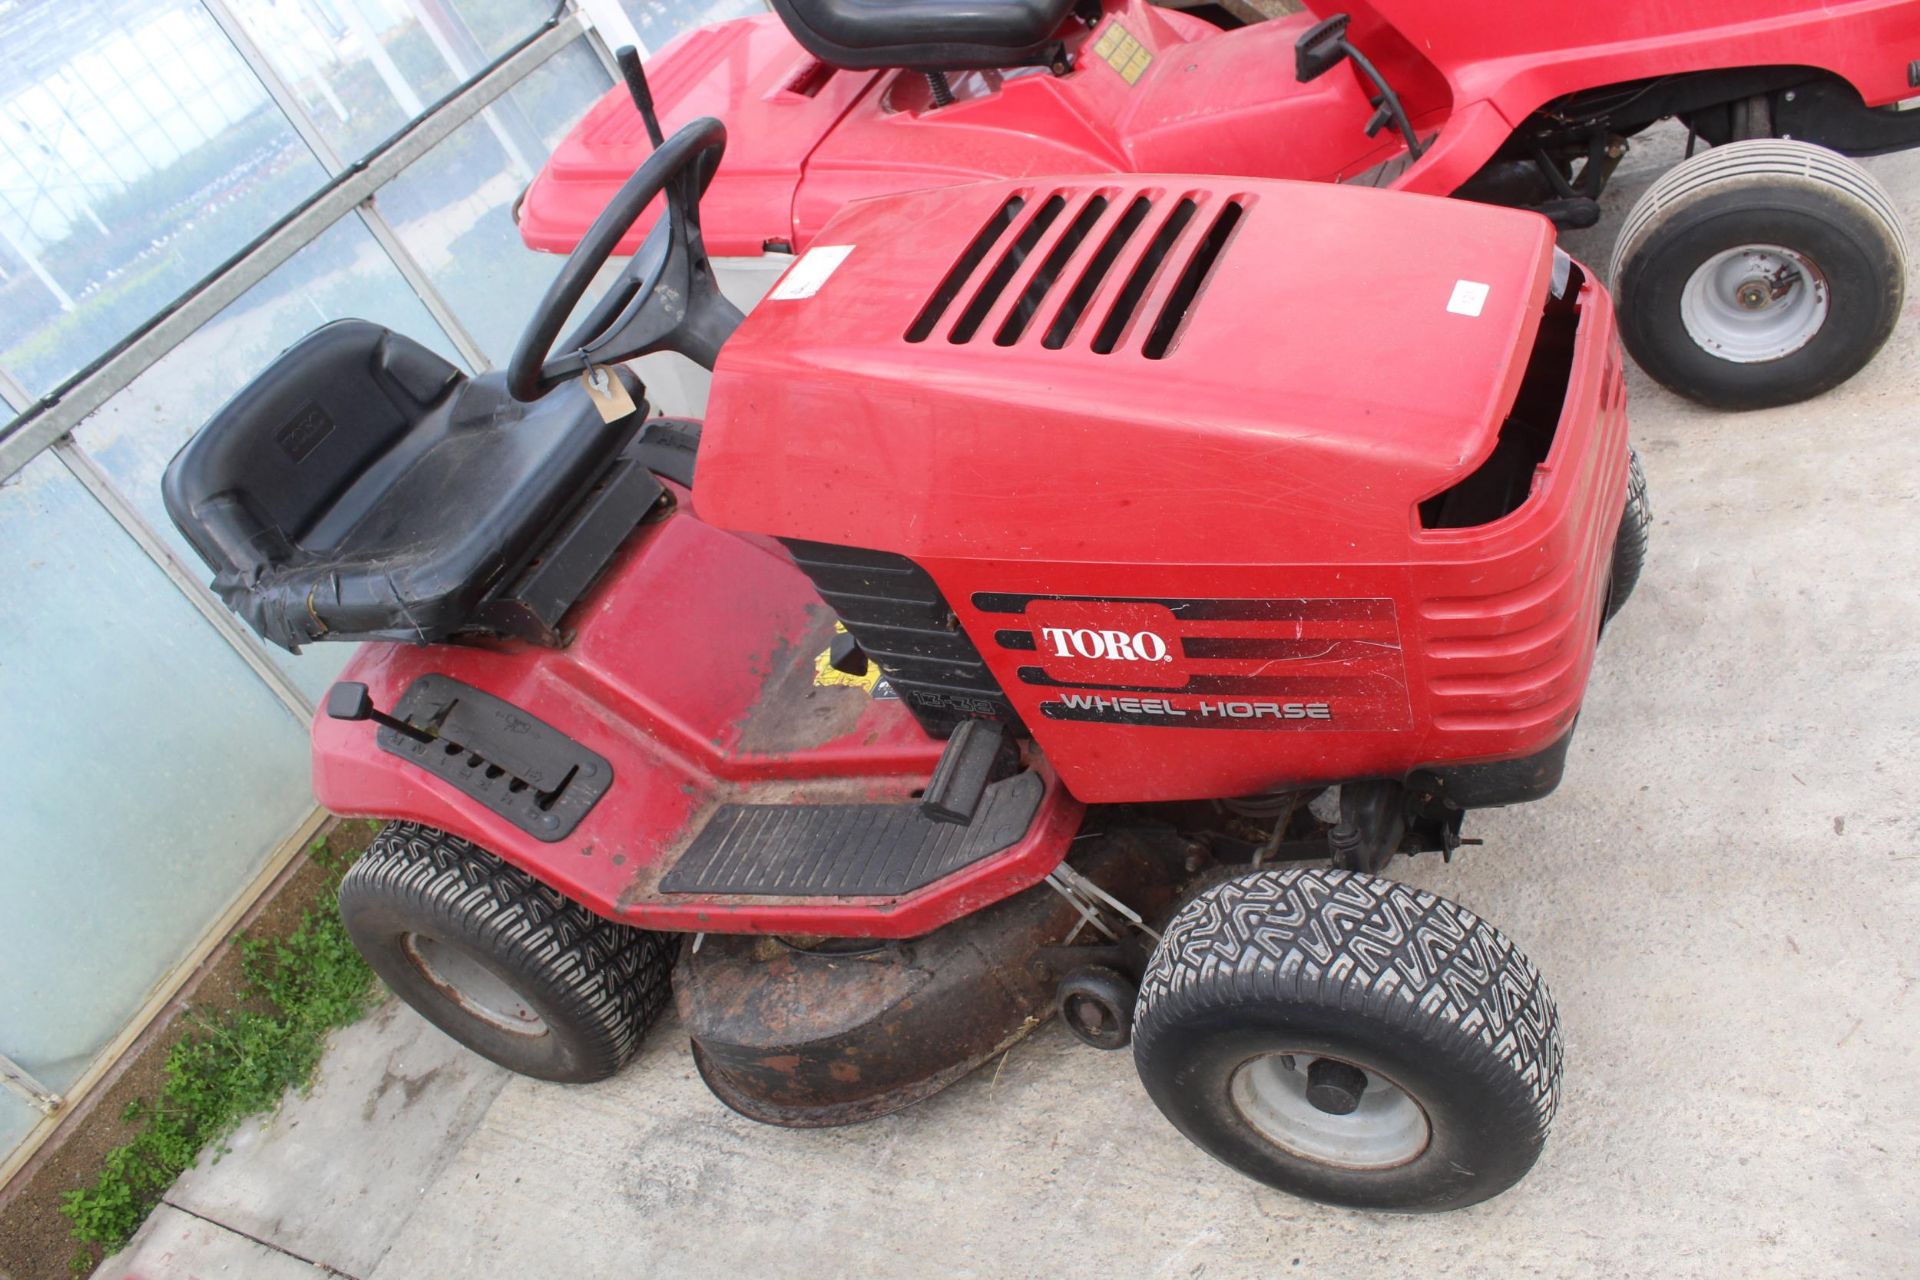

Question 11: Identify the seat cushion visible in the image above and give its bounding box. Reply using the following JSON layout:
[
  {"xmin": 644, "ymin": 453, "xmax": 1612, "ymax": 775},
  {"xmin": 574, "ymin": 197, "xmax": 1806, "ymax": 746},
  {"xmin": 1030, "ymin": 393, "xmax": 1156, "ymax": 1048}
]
[
  {"xmin": 770, "ymin": 0, "xmax": 1076, "ymax": 71},
  {"xmin": 163, "ymin": 320, "xmax": 463, "ymax": 580},
  {"xmin": 164, "ymin": 320, "xmax": 645, "ymax": 651}
]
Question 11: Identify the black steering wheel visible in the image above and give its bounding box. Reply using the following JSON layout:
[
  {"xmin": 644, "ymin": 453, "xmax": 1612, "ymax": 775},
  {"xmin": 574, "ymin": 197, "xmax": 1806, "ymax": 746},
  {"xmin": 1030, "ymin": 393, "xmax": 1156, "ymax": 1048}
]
[{"xmin": 507, "ymin": 116, "xmax": 744, "ymax": 402}]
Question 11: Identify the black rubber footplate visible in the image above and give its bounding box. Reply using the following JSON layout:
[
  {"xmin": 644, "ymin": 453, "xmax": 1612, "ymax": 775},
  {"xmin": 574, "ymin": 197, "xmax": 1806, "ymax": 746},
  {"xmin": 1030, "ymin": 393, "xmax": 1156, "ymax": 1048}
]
[{"xmin": 660, "ymin": 771, "xmax": 1045, "ymax": 897}]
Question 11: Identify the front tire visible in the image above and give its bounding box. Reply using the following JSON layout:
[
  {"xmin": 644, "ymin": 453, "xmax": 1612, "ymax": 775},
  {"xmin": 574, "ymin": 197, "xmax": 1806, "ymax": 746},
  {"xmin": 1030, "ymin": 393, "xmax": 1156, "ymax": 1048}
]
[
  {"xmin": 1609, "ymin": 139, "xmax": 1907, "ymax": 410},
  {"xmin": 1132, "ymin": 867, "xmax": 1562, "ymax": 1212},
  {"xmin": 338, "ymin": 821, "xmax": 675, "ymax": 1082},
  {"xmin": 1604, "ymin": 445, "xmax": 1651, "ymax": 624}
]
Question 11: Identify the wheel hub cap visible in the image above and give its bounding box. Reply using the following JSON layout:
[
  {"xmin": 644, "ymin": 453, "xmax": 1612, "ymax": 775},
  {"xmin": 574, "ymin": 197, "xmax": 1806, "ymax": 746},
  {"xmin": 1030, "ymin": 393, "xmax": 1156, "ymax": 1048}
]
[
  {"xmin": 1066, "ymin": 996, "xmax": 1109, "ymax": 1035},
  {"xmin": 1680, "ymin": 244, "xmax": 1828, "ymax": 363},
  {"xmin": 1304, "ymin": 1057, "xmax": 1369, "ymax": 1116},
  {"xmin": 1229, "ymin": 1052, "xmax": 1430, "ymax": 1169},
  {"xmin": 403, "ymin": 933, "xmax": 549, "ymax": 1037}
]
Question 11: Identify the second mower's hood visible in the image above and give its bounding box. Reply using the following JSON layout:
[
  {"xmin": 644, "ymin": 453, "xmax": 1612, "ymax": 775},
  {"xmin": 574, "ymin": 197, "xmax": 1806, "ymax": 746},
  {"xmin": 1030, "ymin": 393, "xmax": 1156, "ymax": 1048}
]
[
  {"xmin": 518, "ymin": 16, "xmax": 877, "ymax": 257},
  {"xmin": 697, "ymin": 175, "xmax": 1566, "ymax": 565}
]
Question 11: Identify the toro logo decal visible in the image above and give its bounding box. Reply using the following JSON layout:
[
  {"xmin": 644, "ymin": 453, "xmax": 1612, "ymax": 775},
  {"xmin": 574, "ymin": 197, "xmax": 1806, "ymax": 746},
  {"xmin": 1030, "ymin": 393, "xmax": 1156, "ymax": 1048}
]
[
  {"xmin": 1039, "ymin": 626, "xmax": 1171, "ymax": 663},
  {"xmin": 1024, "ymin": 600, "xmax": 1187, "ymax": 690},
  {"xmin": 973, "ymin": 591, "xmax": 1415, "ymax": 732}
]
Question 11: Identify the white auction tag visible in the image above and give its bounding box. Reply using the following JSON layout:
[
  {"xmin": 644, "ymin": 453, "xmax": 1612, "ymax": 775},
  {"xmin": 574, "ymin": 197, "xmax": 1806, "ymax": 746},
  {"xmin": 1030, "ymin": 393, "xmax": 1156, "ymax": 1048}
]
[
  {"xmin": 581, "ymin": 364, "xmax": 637, "ymax": 422},
  {"xmin": 1446, "ymin": 279, "xmax": 1491, "ymax": 317},
  {"xmin": 768, "ymin": 244, "xmax": 855, "ymax": 300}
]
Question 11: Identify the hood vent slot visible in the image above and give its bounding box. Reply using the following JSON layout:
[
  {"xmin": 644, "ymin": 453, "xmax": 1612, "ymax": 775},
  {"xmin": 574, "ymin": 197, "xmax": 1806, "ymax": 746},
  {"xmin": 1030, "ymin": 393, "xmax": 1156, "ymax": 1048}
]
[
  {"xmin": 1143, "ymin": 200, "xmax": 1244, "ymax": 359},
  {"xmin": 1043, "ymin": 195, "xmax": 1153, "ymax": 349},
  {"xmin": 909, "ymin": 189, "xmax": 1245, "ymax": 353},
  {"xmin": 995, "ymin": 194, "xmax": 1111, "ymax": 346},
  {"xmin": 948, "ymin": 194, "xmax": 1067, "ymax": 343},
  {"xmin": 906, "ymin": 195, "xmax": 1027, "ymax": 343},
  {"xmin": 1092, "ymin": 198, "xmax": 1197, "ymax": 354}
]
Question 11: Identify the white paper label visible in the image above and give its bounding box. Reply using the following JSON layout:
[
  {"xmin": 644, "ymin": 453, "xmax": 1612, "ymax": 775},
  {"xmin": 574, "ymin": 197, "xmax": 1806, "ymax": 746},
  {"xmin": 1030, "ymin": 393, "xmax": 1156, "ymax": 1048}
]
[
  {"xmin": 768, "ymin": 244, "xmax": 855, "ymax": 300},
  {"xmin": 1446, "ymin": 279, "xmax": 1491, "ymax": 317}
]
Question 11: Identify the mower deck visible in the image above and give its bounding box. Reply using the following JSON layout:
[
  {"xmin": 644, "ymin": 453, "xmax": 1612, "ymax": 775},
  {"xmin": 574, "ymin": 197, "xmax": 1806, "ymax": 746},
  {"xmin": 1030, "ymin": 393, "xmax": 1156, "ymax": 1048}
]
[
  {"xmin": 314, "ymin": 491, "xmax": 1083, "ymax": 937},
  {"xmin": 679, "ymin": 824, "xmax": 1195, "ymax": 1126}
]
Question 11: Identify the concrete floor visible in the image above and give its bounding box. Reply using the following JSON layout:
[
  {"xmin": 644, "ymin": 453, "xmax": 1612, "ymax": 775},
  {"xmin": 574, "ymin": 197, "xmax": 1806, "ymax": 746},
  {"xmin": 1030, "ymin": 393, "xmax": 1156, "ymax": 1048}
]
[{"xmin": 102, "ymin": 129, "xmax": 1920, "ymax": 1280}]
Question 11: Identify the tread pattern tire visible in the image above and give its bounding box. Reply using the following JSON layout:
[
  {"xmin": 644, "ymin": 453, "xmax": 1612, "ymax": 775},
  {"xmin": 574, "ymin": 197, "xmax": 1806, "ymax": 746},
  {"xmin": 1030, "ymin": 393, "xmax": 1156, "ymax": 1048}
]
[
  {"xmin": 1609, "ymin": 139, "xmax": 1908, "ymax": 409},
  {"xmin": 1605, "ymin": 445, "xmax": 1651, "ymax": 624},
  {"xmin": 1133, "ymin": 867, "xmax": 1561, "ymax": 1211},
  {"xmin": 339, "ymin": 821, "xmax": 674, "ymax": 1082}
]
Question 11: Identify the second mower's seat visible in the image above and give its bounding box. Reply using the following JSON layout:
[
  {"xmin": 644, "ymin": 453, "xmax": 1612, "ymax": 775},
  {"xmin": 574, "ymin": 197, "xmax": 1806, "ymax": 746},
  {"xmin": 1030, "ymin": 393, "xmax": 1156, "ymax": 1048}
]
[
  {"xmin": 770, "ymin": 0, "xmax": 1076, "ymax": 71},
  {"xmin": 162, "ymin": 320, "xmax": 645, "ymax": 652}
]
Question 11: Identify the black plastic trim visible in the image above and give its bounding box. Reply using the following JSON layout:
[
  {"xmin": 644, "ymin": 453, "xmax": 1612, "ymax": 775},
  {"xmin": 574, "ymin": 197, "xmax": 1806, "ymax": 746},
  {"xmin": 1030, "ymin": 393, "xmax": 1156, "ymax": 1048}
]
[
  {"xmin": 376, "ymin": 674, "xmax": 613, "ymax": 841},
  {"xmin": 1411, "ymin": 722, "xmax": 1578, "ymax": 809},
  {"xmin": 787, "ymin": 540, "xmax": 1022, "ymax": 737}
]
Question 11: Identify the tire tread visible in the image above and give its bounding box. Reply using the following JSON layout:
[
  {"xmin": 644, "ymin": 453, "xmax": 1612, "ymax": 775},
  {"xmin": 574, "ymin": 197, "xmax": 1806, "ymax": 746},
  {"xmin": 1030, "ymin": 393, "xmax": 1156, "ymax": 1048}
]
[
  {"xmin": 1134, "ymin": 867, "xmax": 1562, "ymax": 1136},
  {"xmin": 1606, "ymin": 446, "xmax": 1651, "ymax": 622},
  {"xmin": 340, "ymin": 822, "xmax": 673, "ymax": 1079},
  {"xmin": 1610, "ymin": 138, "xmax": 1909, "ymax": 286}
]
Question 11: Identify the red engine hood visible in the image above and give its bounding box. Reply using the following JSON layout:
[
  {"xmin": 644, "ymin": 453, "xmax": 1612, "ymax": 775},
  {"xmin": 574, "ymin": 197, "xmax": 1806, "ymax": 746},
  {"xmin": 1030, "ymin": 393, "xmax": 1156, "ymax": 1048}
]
[
  {"xmin": 696, "ymin": 175, "xmax": 1559, "ymax": 567},
  {"xmin": 517, "ymin": 16, "xmax": 877, "ymax": 257}
]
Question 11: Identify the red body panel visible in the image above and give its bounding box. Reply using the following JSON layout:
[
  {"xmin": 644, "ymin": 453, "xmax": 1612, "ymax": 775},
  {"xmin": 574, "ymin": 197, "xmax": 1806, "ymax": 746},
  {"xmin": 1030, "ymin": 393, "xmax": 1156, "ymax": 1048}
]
[
  {"xmin": 517, "ymin": 0, "xmax": 1920, "ymax": 257},
  {"xmin": 310, "ymin": 494, "xmax": 1084, "ymax": 937},
  {"xmin": 698, "ymin": 176, "xmax": 1628, "ymax": 802}
]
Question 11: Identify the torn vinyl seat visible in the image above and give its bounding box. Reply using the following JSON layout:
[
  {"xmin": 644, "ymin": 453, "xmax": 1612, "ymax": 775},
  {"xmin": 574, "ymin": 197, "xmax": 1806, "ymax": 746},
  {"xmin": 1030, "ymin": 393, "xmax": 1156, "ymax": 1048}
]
[
  {"xmin": 162, "ymin": 319, "xmax": 658, "ymax": 652},
  {"xmin": 769, "ymin": 0, "xmax": 1078, "ymax": 71}
]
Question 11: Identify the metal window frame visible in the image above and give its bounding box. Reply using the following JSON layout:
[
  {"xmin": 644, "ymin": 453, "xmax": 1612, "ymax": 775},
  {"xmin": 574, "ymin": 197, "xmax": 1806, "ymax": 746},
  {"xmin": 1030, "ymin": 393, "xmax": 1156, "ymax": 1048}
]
[
  {"xmin": 0, "ymin": 1051, "xmax": 59, "ymax": 1117},
  {"xmin": 0, "ymin": 366, "xmax": 29, "ymax": 414}
]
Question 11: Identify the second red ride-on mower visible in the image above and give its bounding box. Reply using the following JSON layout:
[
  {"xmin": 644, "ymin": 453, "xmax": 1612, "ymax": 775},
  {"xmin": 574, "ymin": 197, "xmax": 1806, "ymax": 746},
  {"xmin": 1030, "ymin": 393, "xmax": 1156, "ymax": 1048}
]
[
  {"xmin": 524, "ymin": 0, "xmax": 1918, "ymax": 411},
  {"xmin": 164, "ymin": 67, "xmax": 1645, "ymax": 1208}
]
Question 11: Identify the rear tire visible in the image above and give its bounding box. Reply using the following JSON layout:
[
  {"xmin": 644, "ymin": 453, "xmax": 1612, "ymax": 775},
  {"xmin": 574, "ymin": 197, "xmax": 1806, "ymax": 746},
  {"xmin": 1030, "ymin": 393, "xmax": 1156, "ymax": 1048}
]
[
  {"xmin": 338, "ymin": 821, "xmax": 674, "ymax": 1082},
  {"xmin": 1605, "ymin": 445, "xmax": 1651, "ymax": 624},
  {"xmin": 1132, "ymin": 867, "xmax": 1561, "ymax": 1212},
  {"xmin": 1609, "ymin": 139, "xmax": 1907, "ymax": 410}
]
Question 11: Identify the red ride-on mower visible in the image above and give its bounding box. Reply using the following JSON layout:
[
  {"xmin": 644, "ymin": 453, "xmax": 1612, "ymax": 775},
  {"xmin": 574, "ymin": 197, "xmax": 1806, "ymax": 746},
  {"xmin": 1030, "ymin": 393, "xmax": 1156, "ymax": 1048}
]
[
  {"xmin": 522, "ymin": 0, "xmax": 1918, "ymax": 410},
  {"xmin": 164, "ymin": 79, "xmax": 1645, "ymax": 1209}
]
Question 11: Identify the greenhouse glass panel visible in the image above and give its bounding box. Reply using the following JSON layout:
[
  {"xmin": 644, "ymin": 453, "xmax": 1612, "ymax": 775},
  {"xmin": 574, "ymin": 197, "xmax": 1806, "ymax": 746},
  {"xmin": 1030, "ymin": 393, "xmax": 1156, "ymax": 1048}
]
[
  {"xmin": 0, "ymin": 0, "xmax": 327, "ymax": 394},
  {"xmin": 618, "ymin": 0, "xmax": 769, "ymax": 50},
  {"xmin": 0, "ymin": 1094, "xmax": 35, "ymax": 1167},
  {"xmin": 379, "ymin": 39, "xmax": 613, "ymax": 364},
  {"xmin": 0, "ymin": 453, "xmax": 313, "ymax": 1096}
]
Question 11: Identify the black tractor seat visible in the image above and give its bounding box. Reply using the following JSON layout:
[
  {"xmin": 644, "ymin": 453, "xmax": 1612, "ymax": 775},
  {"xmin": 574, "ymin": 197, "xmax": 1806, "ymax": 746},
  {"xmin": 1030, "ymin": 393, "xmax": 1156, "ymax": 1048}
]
[
  {"xmin": 770, "ymin": 0, "xmax": 1078, "ymax": 71},
  {"xmin": 163, "ymin": 320, "xmax": 660, "ymax": 652}
]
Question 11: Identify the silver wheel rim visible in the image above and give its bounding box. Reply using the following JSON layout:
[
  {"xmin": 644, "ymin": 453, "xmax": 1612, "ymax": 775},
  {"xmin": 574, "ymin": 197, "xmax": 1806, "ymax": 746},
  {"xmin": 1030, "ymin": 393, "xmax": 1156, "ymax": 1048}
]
[
  {"xmin": 403, "ymin": 933, "xmax": 549, "ymax": 1037},
  {"xmin": 1228, "ymin": 1052, "xmax": 1430, "ymax": 1170},
  {"xmin": 1679, "ymin": 244, "xmax": 1828, "ymax": 363}
]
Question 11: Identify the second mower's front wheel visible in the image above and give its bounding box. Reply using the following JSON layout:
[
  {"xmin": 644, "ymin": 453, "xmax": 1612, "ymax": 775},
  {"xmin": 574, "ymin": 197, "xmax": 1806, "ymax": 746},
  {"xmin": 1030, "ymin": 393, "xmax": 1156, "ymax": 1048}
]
[
  {"xmin": 339, "ymin": 821, "xmax": 675, "ymax": 1082},
  {"xmin": 1132, "ymin": 868, "xmax": 1562, "ymax": 1212}
]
